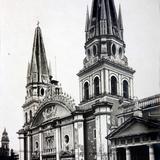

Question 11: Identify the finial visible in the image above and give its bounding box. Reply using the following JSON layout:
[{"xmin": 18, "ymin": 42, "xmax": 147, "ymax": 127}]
[{"xmin": 37, "ymin": 21, "xmax": 40, "ymax": 27}]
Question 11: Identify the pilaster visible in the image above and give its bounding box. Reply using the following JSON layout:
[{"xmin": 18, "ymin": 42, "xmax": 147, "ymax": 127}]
[
  {"xmin": 27, "ymin": 133, "xmax": 31, "ymax": 160},
  {"xmin": 105, "ymin": 69, "xmax": 109, "ymax": 94},
  {"xmin": 126, "ymin": 147, "xmax": 131, "ymax": 160},
  {"xmin": 56, "ymin": 127, "xmax": 60, "ymax": 160},
  {"xmin": 101, "ymin": 69, "xmax": 104, "ymax": 94},
  {"xmin": 130, "ymin": 78, "xmax": 134, "ymax": 99},
  {"xmin": 74, "ymin": 114, "xmax": 84, "ymax": 160},
  {"xmin": 19, "ymin": 134, "xmax": 25, "ymax": 160},
  {"xmin": 149, "ymin": 145, "xmax": 155, "ymax": 160},
  {"xmin": 93, "ymin": 102, "xmax": 112, "ymax": 160},
  {"xmin": 39, "ymin": 128, "xmax": 43, "ymax": 160},
  {"xmin": 111, "ymin": 148, "xmax": 117, "ymax": 160}
]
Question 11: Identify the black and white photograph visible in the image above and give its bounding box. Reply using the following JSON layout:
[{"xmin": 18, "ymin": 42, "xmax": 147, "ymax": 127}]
[{"xmin": 0, "ymin": 0, "xmax": 160, "ymax": 160}]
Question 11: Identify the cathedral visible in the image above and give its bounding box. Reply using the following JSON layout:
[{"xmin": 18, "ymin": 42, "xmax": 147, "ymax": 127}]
[{"xmin": 17, "ymin": 0, "xmax": 160, "ymax": 160}]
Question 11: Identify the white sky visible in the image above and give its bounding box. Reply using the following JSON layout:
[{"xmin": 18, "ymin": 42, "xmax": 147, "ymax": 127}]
[{"xmin": 0, "ymin": 0, "xmax": 160, "ymax": 151}]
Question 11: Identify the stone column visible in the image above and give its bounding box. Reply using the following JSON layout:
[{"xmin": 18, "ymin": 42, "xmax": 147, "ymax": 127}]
[
  {"xmin": 149, "ymin": 145, "xmax": 155, "ymax": 160},
  {"xmin": 27, "ymin": 134, "xmax": 31, "ymax": 160},
  {"xmin": 39, "ymin": 128, "xmax": 43, "ymax": 160},
  {"xmin": 126, "ymin": 147, "xmax": 131, "ymax": 160},
  {"xmin": 90, "ymin": 76, "xmax": 93, "ymax": 98},
  {"xmin": 130, "ymin": 78, "xmax": 134, "ymax": 99},
  {"xmin": 93, "ymin": 102, "xmax": 112, "ymax": 160},
  {"xmin": 111, "ymin": 148, "xmax": 117, "ymax": 160},
  {"xmin": 18, "ymin": 134, "xmax": 25, "ymax": 160},
  {"xmin": 101, "ymin": 69, "xmax": 104, "ymax": 94},
  {"xmin": 108, "ymin": 71, "xmax": 111, "ymax": 94},
  {"xmin": 79, "ymin": 81, "xmax": 82, "ymax": 102},
  {"xmin": 74, "ymin": 113, "xmax": 84, "ymax": 160},
  {"xmin": 56, "ymin": 127, "xmax": 60, "ymax": 160},
  {"xmin": 105, "ymin": 69, "xmax": 109, "ymax": 94}
]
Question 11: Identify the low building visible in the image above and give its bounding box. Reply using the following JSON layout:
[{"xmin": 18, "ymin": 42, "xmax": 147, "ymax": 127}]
[{"xmin": 107, "ymin": 94, "xmax": 160, "ymax": 160}]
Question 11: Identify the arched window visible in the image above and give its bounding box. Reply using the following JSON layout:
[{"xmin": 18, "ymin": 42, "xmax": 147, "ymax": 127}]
[
  {"xmin": 93, "ymin": 45, "xmax": 97, "ymax": 56},
  {"xmin": 123, "ymin": 80, "xmax": 129, "ymax": 98},
  {"xmin": 111, "ymin": 76, "xmax": 117, "ymax": 95},
  {"xmin": 30, "ymin": 110, "xmax": 32, "ymax": 120},
  {"xmin": 112, "ymin": 44, "xmax": 116, "ymax": 55},
  {"xmin": 41, "ymin": 88, "xmax": 44, "ymax": 96},
  {"xmin": 94, "ymin": 77, "xmax": 100, "ymax": 96},
  {"xmin": 119, "ymin": 47, "xmax": 122, "ymax": 58},
  {"xmin": 87, "ymin": 49, "xmax": 91, "ymax": 58},
  {"xmin": 84, "ymin": 82, "xmax": 89, "ymax": 100},
  {"xmin": 25, "ymin": 112, "xmax": 28, "ymax": 123}
]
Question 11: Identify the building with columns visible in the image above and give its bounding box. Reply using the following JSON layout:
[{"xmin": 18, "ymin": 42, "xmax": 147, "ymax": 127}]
[
  {"xmin": 17, "ymin": 0, "xmax": 160, "ymax": 160},
  {"xmin": 107, "ymin": 94, "xmax": 160, "ymax": 160}
]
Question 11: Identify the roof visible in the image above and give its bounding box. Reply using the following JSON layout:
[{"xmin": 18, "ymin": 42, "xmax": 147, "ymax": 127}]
[{"xmin": 107, "ymin": 116, "xmax": 160, "ymax": 140}]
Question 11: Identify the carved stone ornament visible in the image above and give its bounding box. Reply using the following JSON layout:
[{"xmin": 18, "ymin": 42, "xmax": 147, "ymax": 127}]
[
  {"xmin": 42, "ymin": 105, "xmax": 57, "ymax": 121},
  {"xmin": 43, "ymin": 84, "xmax": 76, "ymax": 112}
]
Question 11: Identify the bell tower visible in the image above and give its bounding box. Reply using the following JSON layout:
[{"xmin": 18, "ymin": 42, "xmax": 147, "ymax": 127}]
[
  {"xmin": 78, "ymin": 0, "xmax": 135, "ymax": 110},
  {"xmin": 77, "ymin": 1, "xmax": 135, "ymax": 159},
  {"xmin": 23, "ymin": 25, "xmax": 52, "ymax": 125}
]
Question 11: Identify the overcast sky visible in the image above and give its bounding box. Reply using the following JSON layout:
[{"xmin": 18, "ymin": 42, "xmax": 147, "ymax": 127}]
[{"xmin": 0, "ymin": 0, "xmax": 160, "ymax": 151}]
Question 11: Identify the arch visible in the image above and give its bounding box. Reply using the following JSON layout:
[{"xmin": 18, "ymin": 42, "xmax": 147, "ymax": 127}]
[
  {"xmin": 64, "ymin": 135, "xmax": 69, "ymax": 144},
  {"xmin": 94, "ymin": 77, "xmax": 100, "ymax": 96},
  {"xmin": 84, "ymin": 82, "xmax": 89, "ymax": 100},
  {"xmin": 31, "ymin": 102, "xmax": 72, "ymax": 127},
  {"xmin": 29, "ymin": 110, "xmax": 32, "ymax": 120},
  {"xmin": 111, "ymin": 76, "xmax": 117, "ymax": 95},
  {"xmin": 41, "ymin": 88, "xmax": 44, "ymax": 96},
  {"xmin": 112, "ymin": 44, "xmax": 116, "ymax": 55},
  {"xmin": 123, "ymin": 80, "xmax": 129, "ymax": 98},
  {"xmin": 25, "ymin": 112, "xmax": 28, "ymax": 123},
  {"xmin": 87, "ymin": 49, "xmax": 91, "ymax": 58},
  {"xmin": 93, "ymin": 45, "xmax": 97, "ymax": 56},
  {"xmin": 119, "ymin": 47, "xmax": 122, "ymax": 57}
]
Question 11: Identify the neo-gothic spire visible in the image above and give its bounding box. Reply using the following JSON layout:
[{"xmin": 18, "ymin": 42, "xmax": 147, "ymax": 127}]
[
  {"xmin": 27, "ymin": 26, "xmax": 50, "ymax": 85},
  {"xmin": 118, "ymin": 4, "xmax": 124, "ymax": 40},
  {"xmin": 85, "ymin": 6, "xmax": 90, "ymax": 32},
  {"xmin": 100, "ymin": 0, "xmax": 107, "ymax": 20},
  {"xmin": 86, "ymin": 0, "xmax": 121, "ymax": 41}
]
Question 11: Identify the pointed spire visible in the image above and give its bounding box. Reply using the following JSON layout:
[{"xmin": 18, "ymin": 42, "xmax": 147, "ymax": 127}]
[
  {"xmin": 100, "ymin": 0, "xmax": 107, "ymax": 20},
  {"xmin": 27, "ymin": 62, "xmax": 31, "ymax": 77},
  {"xmin": 85, "ymin": 6, "xmax": 90, "ymax": 32},
  {"xmin": 106, "ymin": 0, "xmax": 113, "ymax": 34},
  {"xmin": 29, "ymin": 25, "xmax": 50, "ymax": 84},
  {"xmin": 109, "ymin": 0, "xmax": 119, "ymax": 27},
  {"xmin": 118, "ymin": 4, "xmax": 124, "ymax": 40},
  {"xmin": 89, "ymin": 0, "xmax": 99, "ymax": 27},
  {"xmin": 49, "ymin": 61, "xmax": 52, "ymax": 76},
  {"xmin": 118, "ymin": 4, "xmax": 123, "ymax": 30}
]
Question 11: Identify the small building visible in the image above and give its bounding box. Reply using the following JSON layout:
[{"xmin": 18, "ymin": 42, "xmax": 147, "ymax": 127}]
[{"xmin": 107, "ymin": 94, "xmax": 160, "ymax": 160}]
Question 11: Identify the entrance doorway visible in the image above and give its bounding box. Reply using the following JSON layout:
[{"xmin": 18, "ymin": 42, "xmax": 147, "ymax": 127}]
[
  {"xmin": 117, "ymin": 148, "xmax": 126, "ymax": 160},
  {"xmin": 130, "ymin": 145, "xmax": 149, "ymax": 160}
]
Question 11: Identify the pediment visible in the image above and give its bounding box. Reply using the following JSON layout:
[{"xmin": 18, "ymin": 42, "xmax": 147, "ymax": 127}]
[
  {"xmin": 31, "ymin": 102, "xmax": 72, "ymax": 127},
  {"xmin": 108, "ymin": 117, "xmax": 160, "ymax": 139},
  {"xmin": 116, "ymin": 122, "xmax": 157, "ymax": 138}
]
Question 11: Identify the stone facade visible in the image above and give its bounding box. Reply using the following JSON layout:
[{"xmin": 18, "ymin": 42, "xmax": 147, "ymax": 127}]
[
  {"xmin": 18, "ymin": 0, "xmax": 160, "ymax": 160},
  {"xmin": 108, "ymin": 95, "xmax": 160, "ymax": 160}
]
